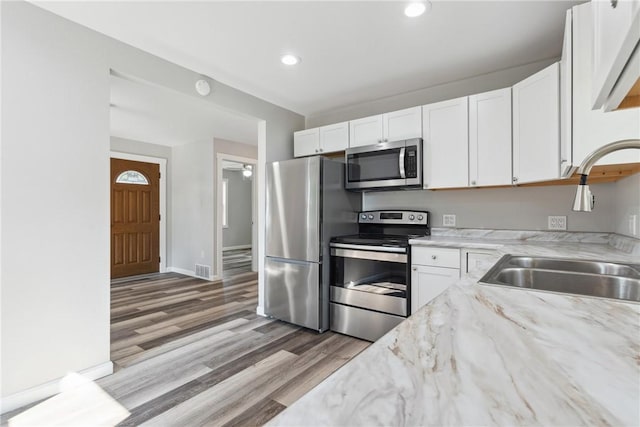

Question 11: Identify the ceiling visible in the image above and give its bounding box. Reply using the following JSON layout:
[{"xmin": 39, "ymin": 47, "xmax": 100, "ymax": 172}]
[
  {"xmin": 35, "ymin": 1, "xmax": 582, "ymax": 117},
  {"xmin": 110, "ymin": 75, "xmax": 259, "ymax": 146}
]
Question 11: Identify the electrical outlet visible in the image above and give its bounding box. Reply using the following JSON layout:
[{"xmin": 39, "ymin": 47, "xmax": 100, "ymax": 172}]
[
  {"xmin": 443, "ymin": 214, "xmax": 456, "ymax": 227},
  {"xmin": 548, "ymin": 215, "xmax": 567, "ymax": 230}
]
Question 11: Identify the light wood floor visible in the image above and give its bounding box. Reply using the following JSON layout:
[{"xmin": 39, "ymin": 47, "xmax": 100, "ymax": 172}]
[{"xmin": 3, "ymin": 271, "xmax": 369, "ymax": 426}]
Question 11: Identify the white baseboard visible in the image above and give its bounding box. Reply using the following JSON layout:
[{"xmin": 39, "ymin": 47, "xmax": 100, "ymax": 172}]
[
  {"xmin": 167, "ymin": 267, "xmax": 217, "ymax": 282},
  {"xmin": 222, "ymin": 244, "xmax": 252, "ymax": 251},
  {"xmin": 1, "ymin": 361, "xmax": 113, "ymax": 414},
  {"xmin": 256, "ymin": 305, "xmax": 266, "ymax": 317}
]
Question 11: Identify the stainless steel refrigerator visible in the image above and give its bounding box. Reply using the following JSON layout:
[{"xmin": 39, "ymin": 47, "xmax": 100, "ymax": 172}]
[{"xmin": 265, "ymin": 156, "xmax": 361, "ymax": 332}]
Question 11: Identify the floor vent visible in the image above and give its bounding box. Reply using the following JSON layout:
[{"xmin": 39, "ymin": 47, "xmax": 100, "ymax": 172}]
[{"xmin": 195, "ymin": 264, "xmax": 210, "ymax": 279}]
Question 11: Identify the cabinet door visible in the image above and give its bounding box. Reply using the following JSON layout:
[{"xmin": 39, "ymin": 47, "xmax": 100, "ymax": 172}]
[
  {"xmin": 572, "ymin": 3, "xmax": 640, "ymax": 167},
  {"xmin": 320, "ymin": 122, "xmax": 349, "ymax": 154},
  {"xmin": 422, "ymin": 97, "xmax": 469, "ymax": 189},
  {"xmin": 560, "ymin": 9, "xmax": 573, "ymax": 178},
  {"xmin": 591, "ymin": 0, "xmax": 640, "ymax": 108},
  {"xmin": 512, "ymin": 62, "xmax": 560, "ymax": 185},
  {"xmin": 383, "ymin": 106, "xmax": 422, "ymax": 141},
  {"xmin": 349, "ymin": 115, "xmax": 384, "ymax": 148},
  {"xmin": 293, "ymin": 128, "xmax": 320, "ymax": 157},
  {"xmin": 410, "ymin": 265, "xmax": 459, "ymax": 314},
  {"xmin": 469, "ymin": 88, "xmax": 512, "ymax": 187}
]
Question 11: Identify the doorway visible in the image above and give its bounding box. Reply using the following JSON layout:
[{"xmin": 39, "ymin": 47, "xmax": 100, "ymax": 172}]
[
  {"xmin": 216, "ymin": 154, "xmax": 258, "ymax": 279},
  {"xmin": 110, "ymin": 158, "xmax": 160, "ymax": 278}
]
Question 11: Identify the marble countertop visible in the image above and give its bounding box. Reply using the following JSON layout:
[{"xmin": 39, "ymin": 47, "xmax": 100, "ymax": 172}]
[{"xmin": 268, "ymin": 232, "xmax": 640, "ymax": 426}]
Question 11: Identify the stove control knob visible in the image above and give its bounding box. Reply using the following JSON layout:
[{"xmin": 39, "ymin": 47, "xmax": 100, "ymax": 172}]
[
  {"xmin": 409, "ymin": 214, "xmax": 415, "ymax": 220},
  {"xmin": 361, "ymin": 214, "xmax": 368, "ymax": 220},
  {"xmin": 368, "ymin": 214, "xmax": 374, "ymax": 220},
  {"xmin": 417, "ymin": 215, "xmax": 424, "ymax": 221}
]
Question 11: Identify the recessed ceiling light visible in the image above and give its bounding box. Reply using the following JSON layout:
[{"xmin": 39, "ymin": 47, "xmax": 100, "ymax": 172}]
[
  {"xmin": 404, "ymin": 2, "xmax": 430, "ymax": 18},
  {"xmin": 281, "ymin": 54, "xmax": 301, "ymax": 66}
]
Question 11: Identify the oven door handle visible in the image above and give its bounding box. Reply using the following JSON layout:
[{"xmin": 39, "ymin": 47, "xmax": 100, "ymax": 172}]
[
  {"xmin": 330, "ymin": 243, "xmax": 407, "ymax": 253},
  {"xmin": 399, "ymin": 147, "xmax": 406, "ymax": 179},
  {"xmin": 331, "ymin": 247, "xmax": 407, "ymax": 263}
]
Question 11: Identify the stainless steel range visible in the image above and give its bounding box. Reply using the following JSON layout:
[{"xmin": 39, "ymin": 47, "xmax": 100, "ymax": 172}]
[{"xmin": 329, "ymin": 210, "xmax": 430, "ymax": 341}]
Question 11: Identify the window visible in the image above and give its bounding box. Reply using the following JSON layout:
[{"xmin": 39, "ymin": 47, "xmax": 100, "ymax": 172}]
[
  {"xmin": 115, "ymin": 170, "xmax": 149, "ymax": 185},
  {"xmin": 222, "ymin": 178, "xmax": 229, "ymax": 228}
]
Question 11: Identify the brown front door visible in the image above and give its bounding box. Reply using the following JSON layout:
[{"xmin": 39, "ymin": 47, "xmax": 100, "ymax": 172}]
[{"xmin": 111, "ymin": 158, "xmax": 160, "ymax": 278}]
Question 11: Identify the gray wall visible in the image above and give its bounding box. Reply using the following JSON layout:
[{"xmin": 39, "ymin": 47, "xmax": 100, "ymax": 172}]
[
  {"xmin": 614, "ymin": 174, "xmax": 640, "ymax": 238},
  {"xmin": 306, "ymin": 58, "xmax": 557, "ymax": 128},
  {"xmin": 364, "ymin": 183, "xmax": 617, "ymax": 232},
  {"xmin": 172, "ymin": 140, "xmax": 215, "ymax": 275},
  {"xmin": 1, "ymin": 0, "xmax": 303, "ymax": 401},
  {"xmin": 223, "ymin": 170, "xmax": 253, "ymax": 248},
  {"xmin": 2, "ymin": 1, "xmax": 111, "ymax": 398}
]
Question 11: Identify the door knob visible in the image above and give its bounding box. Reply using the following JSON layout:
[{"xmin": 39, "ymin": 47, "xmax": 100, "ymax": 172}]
[{"xmin": 431, "ymin": 255, "xmax": 437, "ymax": 260}]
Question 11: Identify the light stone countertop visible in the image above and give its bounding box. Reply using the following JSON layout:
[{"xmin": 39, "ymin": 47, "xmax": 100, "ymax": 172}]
[{"xmin": 268, "ymin": 232, "xmax": 640, "ymax": 426}]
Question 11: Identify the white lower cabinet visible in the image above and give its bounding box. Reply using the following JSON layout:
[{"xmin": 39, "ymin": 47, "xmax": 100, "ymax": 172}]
[{"xmin": 411, "ymin": 247, "xmax": 460, "ymax": 314}]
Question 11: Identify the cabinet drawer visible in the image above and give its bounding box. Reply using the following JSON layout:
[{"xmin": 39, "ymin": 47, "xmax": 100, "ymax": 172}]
[{"xmin": 412, "ymin": 247, "xmax": 460, "ymax": 268}]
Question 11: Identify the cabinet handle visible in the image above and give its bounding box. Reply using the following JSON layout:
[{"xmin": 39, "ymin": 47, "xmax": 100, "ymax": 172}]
[
  {"xmin": 471, "ymin": 180, "xmax": 476, "ymax": 186},
  {"xmin": 431, "ymin": 255, "xmax": 437, "ymax": 260},
  {"xmin": 610, "ymin": 0, "xmax": 617, "ymax": 8},
  {"xmin": 412, "ymin": 267, "xmax": 417, "ymax": 271},
  {"xmin": 319, "ymin": 148, "xmax": 323, "ymax": 152},
  {"xmin": 315, "ymin": 149, "xmax": 318, "ymax": 153},
  {"xmin": 512, "ymin": 177, "xmax": 518, "ymax": 183}
]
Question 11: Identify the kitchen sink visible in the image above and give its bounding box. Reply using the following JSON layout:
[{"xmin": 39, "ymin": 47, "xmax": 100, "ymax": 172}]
[{"xmin": 479, "ymin": 255, "xmax": 640, "ymax": 303}]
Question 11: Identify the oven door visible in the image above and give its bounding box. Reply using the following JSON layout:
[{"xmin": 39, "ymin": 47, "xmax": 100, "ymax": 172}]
[{"xmin": 330, "ymin": 246, "xmax": 408, "ymax": 316}]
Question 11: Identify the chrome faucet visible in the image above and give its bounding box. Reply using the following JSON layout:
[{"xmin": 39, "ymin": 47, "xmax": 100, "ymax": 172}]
[{"xmin": 572, "ymin": 139, "xmax": 640, "ymax": 211}]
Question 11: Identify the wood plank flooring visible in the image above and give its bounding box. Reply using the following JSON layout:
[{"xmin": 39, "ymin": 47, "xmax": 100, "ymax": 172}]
[
  {"xmin": 3, "ymin": 271, "xmax": 369, "ymax": 426},
  {"xmin": 222, "ymin": 248, "xmax": 253, "ymax": 278}
]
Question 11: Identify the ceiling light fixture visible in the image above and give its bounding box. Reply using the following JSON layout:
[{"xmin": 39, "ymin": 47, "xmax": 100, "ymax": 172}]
[
  {"xmin": 404, "ymin": 2, "xmax": 430, "ymax": 18},
  {"xmin": 281, "ymin": 54, "xmax": 301, "ymax": 66},
  {"xmin": 242, "ymin": 164, "xmax": 253, "ymax": 178}
]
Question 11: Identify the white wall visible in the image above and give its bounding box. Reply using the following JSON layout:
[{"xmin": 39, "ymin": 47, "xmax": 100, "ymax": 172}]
[
  {"xmin": 1, "ymin": 0, "xmax": 303, "ymax": 403},
  {"xmin": 223, "ymin": 170, "xmax": 253, "ymax": 248},
  {"xmin": 364, "ymin": 183, "xmax": 616, "ymax": 232},
  {"xmin": 306, "ymin": 58, "xmax": 557, "ymax": 128},
  {"xmin": 613, "ymin": 174, "xmax": 640, "ymax": 238},
  {"xmin": 1, "ymin": 1, "xmax": 110, "ymax": 397}
]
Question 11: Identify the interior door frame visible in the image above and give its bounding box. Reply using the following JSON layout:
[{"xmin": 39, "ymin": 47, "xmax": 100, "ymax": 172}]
[
  {"xmin": 216, "ymin": 152, "xmax": 258, "ymax": 278},
  {"xmin": 110, "ymin": 151, "xmax": 167, "ymax": 273}
]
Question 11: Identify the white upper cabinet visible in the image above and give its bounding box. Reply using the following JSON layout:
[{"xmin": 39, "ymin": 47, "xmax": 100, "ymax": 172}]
[
  {"xmin": 349, "ymin": 106, "xmax": 422, "ymax": 148},
  {"xmin": 469, "ymin": 88, "xmax": 512, "ymax": 187},
  {"xmin": 591, "ymin": 0, "xmax": 640, "ymax": 110},
  {"xmin": 422, "ymin": 97, "xmax": 469, "ymax": 189},
  {"xmin": 294, "ymin": 122, "xmax": 349, "ymax": 157},
  {"xmin": 512, "ymin": 62, "xmax": 560, "ymax": 185},
  {"xmin": 571, "ymin": 3, "xmax": 640, "ymax": 169},
  {"xmin": 384, "ymin": 107, "xmax": 422, "ymax": 141},
  {"xmin": 319, "ymin": 121, "xmax": 349, "ymax": 153},
  {"xmin": 293, "ymin": 128, "xmax": 320, "ymax": 157},
  {"xmin": 349, "ymin": 115, "xmax": 384, "ymax": 148},
  {"xmin": 560, "ymin": 9, "xmax": 574, "ymax": 177}
]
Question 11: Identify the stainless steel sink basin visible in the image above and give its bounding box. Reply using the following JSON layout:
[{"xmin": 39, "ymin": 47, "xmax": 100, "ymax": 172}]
[{"xmin": 480, "ymin": 255, "xmax": 640, "ymax": 303}]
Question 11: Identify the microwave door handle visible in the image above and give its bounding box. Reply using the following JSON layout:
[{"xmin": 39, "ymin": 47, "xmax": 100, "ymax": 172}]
[{"xmin": 399, "ymin": 147, "xmax": 406, "ymax": 179}]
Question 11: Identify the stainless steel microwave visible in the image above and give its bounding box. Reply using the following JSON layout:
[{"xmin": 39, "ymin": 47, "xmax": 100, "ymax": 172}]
[{"xmin": 345, "ymin": 138, "xmax": 422, "ymax": 191}]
